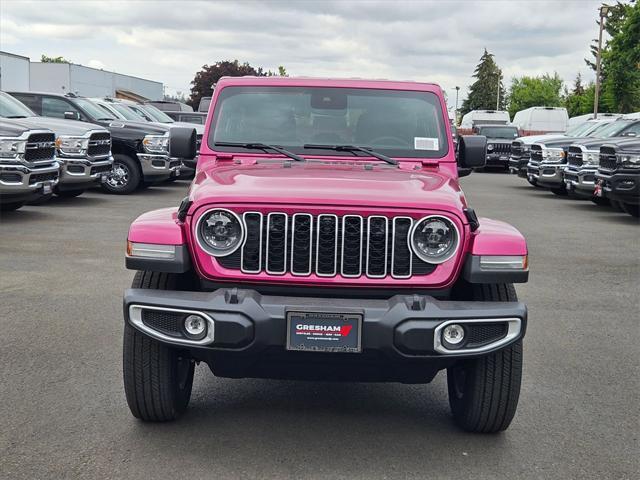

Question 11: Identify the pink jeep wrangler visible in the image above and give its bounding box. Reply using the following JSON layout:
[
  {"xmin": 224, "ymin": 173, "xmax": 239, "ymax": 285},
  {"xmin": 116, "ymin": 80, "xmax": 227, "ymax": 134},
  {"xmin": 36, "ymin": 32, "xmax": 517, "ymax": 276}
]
[{"xmin": 123, "ymin": 77, "xmax": 529, "ymax": 433}]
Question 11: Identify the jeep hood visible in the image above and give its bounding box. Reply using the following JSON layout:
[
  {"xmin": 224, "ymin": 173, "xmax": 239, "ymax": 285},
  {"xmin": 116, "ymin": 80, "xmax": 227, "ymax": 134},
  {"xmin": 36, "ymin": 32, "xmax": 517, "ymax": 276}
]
[
  {"xmin": 15, "ymin": 116, "xmax": 106, "ymax": 136},
  {"xmin": 189, "ymin": 161, "xmax": 467, "ymax": 217}
]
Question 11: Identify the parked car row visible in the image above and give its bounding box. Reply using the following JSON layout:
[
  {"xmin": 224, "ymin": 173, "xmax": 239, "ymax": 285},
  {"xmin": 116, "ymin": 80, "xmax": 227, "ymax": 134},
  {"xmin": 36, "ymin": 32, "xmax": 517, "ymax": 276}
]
[
  {"xmin": 510, "ymin": 114, "xmax": 640, "ymax": 217},
  {"xmin": 0, "ymin": 90, "xmax": 203, "ymax": 211}
]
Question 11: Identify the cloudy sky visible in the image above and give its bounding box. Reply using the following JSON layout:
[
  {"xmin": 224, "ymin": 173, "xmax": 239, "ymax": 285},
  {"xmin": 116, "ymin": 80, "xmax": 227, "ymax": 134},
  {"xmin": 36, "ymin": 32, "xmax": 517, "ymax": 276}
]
[{"xmin": 1, "ymin": 0, "xmax": 607, "ymax": 108}]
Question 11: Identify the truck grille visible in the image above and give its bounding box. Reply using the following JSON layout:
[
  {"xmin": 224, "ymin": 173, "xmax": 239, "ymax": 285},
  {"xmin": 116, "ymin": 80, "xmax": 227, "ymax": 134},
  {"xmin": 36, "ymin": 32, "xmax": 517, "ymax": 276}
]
[
  {"xmin": 217, "ymin": 212, "xmax": 437, "ymax": 279},
  {"xmin": 567, "ymin": 146, "xmax": 583, "ymax": 167},
  {"xmin": 87, "ymin": 132, "xmax": 111, "ymax": 157},
  {"xmin": 599, "ymin": 147, "xmax": 618, "ymax": 172},
  {"xmin": 510, "ymin": 141, "xmax": 523, "ymax": 156},
  {"xmin": 488, "ymin": 142, "xmax": 510, "ymax": 154},
  {"xmin": 25, "ymin": 132, "xmax": 56, "ymax": 162},
  {"xmin": 530, "ymin": 145, "xmax": 543, "ymax": 161}
]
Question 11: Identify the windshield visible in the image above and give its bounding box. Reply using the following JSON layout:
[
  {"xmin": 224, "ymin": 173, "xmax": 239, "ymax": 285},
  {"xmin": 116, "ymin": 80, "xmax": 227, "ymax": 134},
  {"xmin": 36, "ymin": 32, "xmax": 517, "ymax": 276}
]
[
  {"xmin": 139, "ymin": 104, "xmax": 174, "ymax": 123},
  {"xmin": 74, "ymin": 98, "xmax": 115, "ymax": 120},
  {"xmin": 565, "ymin": 122, "xmax": 594, "ymax": 137},
  {"xmin": 0, "ymin": 92, "xmax": 36, "ymax": 118},
  {"xmin": 478, "ymin": 126, "xmax": 518, "ymax": 139},
  {"xmin": 210, "ymin": 86, "xmax": 448, "ymax": 158},
  {"xmin": 110, "ymin": 103, "xmax": 146, "ymax": 121},
  {"xmin": 590, "ymin": 120, "xmax": 631, "ymax": 138}
]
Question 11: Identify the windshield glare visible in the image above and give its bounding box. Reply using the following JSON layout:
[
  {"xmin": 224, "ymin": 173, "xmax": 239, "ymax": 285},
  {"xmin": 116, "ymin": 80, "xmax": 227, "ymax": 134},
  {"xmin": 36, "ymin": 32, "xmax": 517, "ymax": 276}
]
[
  {"xmin": 0, "ymin": 92, "xmax": 36, "ymax": 118},
  {"xmin": 565, "ymin": 122, "xmax": 594, "ymax": 137},
  {"xmin": 210, "ymin": 86, "xmax": 448, "ymax": 158},
  {"xmin": 74, "ymin": 98, "xmax": 115, "ymax": 120},
  {"xmin": 478, "ymin": 127, "xmax": 518, "ymax": 139},
  {"xmin": 591, "ymin": 120, "xmax": 629, "ymax": 137},
  {"xmin": 140, "ymin": 104, "xmax": 174, "ymax": 123},
  {"xmin": 111, "ymin": 103, "xmax": 145, "ymax": 121}
]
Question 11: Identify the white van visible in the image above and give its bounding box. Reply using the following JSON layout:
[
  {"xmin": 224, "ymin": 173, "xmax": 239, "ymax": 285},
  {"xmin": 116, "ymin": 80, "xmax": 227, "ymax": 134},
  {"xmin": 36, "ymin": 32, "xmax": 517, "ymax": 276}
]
[
  {"xmin": 459, "ymin": 110, "xmax": 510, "ymax": 129},
  {"xmin": 567, "ymin": 112, "xmax": 623, "ymax": 127},
  {"xmin": 512, "ymin": 107, "xmax": 568, "ymax": 134}
]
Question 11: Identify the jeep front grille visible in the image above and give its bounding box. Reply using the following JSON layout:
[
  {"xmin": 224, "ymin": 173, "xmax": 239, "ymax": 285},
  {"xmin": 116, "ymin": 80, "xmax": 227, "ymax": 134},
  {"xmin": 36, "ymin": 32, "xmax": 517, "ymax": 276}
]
[
  {"xmin": 87, "ymin": 132, "xmax": 111, "ymax": 157},
  {"xmin": 25, "ymin": 132, "xmax": 56, "ymax": 162},
  {"xmin": 489, "ymin": 142, "xmax": 511, "ymax": 154},
  {"xmin": 217, "ymin": 212, "xmax": 437, "ymax": 279}
]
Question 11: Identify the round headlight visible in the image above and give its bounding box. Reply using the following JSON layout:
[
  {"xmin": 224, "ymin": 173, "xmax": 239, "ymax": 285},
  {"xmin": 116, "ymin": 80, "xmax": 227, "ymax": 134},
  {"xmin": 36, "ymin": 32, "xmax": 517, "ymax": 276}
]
[
  {"xmin": 487, "ymin": 144, "xmax": 494, "ymax": 151},
  {"xmin": 410, "ymin": 216, "xmax": 460, "ymax": 264},
  {"xmin": 197, "ymin": 209, "xmax": 244, "ymax": 256}
]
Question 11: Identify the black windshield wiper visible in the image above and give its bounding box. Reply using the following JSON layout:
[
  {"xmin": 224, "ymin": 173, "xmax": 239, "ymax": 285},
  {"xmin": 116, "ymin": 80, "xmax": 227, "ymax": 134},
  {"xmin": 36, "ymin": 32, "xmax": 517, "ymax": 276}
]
[
  {"xmin": 303, "ymin": 144, "xmax": 398, "ymax": 165},
  {"xmin": 215, "ymin": 141, "xmax": 305, "ymax": 162}
]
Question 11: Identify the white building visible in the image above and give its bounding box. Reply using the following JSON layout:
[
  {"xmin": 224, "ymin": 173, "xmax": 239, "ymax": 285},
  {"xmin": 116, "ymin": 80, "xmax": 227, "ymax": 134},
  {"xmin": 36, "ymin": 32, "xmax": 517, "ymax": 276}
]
[
  {"xmin": 0, "ymin": 51, "xmax": 163, "ymax": 101},
  {"xmin": 0, "ymin": 51, "xmax": 30, "ymax": 90}
]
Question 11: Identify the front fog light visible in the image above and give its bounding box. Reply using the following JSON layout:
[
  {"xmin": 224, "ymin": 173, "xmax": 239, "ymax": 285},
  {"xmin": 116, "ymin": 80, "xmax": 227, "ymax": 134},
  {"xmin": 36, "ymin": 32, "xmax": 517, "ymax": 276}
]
[
  {"xmin": 183, "ymin": 315, "xmax": 207, "ymax": 340},
  {"xmin": 443, "ymin": 324, "xmax": 465, "ymax": 345}
]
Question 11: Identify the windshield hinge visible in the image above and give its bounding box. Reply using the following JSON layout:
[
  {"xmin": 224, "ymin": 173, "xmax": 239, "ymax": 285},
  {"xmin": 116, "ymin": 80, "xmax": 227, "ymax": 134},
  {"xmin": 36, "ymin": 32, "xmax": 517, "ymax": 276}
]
[{"xmin": 177, "ymin": 197, "xmax": 192, "ymax": 223}]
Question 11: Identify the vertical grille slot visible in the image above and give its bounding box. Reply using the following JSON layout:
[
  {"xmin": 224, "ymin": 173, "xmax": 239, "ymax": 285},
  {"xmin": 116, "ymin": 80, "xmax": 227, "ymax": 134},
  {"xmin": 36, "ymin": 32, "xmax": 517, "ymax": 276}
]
[
  {"xmin": 391, "ymin": 217, "xmax": 413, "ymax": 278},
  {"xmin": 341, "ymin": 215, "xmax": 363, "ymax": 277},
  {"xmin": 266, "ymin": 213, "xmax": 287, "ymax": 274},
  {"xmin": 241, "ymin": 212, "xmax": 262, "ymax": 273},
  {"xmin": 366, "ymin": 216, "xmax": 388, "ymax": 278},
  {"xmin": 316, "ymin": 214, "xmax": 338, "ymax": 276},
  {"xmin": 291, "ymin": 213, "xmax": 313, "ymax": 275}
]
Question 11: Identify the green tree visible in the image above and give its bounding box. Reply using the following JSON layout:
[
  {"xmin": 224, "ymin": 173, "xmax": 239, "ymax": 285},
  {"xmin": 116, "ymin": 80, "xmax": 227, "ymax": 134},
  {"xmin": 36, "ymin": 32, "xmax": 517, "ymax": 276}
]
[
  {"xmin": 41, "ymin": 54, "xmax": 70, "ymax": 63},
  {"xmin": 460, "ymin": 49, "xmax": 506, "ymax": 115},
  {"xmin": 507, "ymin": 73, "xmax": 564, "ymax": 118},
  {"xmin": 600, "ymin": 1, "xmax": 640, "ymax": 113},
  {"xmin": 189, "ymin": 60, "xmax": 287, "ymax": 109}
]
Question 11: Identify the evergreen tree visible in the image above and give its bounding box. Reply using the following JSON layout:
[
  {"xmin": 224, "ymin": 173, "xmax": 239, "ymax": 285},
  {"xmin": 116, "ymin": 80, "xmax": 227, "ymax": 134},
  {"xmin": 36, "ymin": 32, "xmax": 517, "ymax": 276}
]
[{"xmin": 460, "ymin": 49, "xmax": 506, "ymax": 115}]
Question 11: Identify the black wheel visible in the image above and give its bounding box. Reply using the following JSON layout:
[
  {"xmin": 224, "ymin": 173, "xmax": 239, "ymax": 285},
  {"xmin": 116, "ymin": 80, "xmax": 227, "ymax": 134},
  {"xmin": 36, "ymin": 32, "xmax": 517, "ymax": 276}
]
[
  {"xmin": 26, "ymin": 193, "xmax": 53, "ymax": 205},
  {"xmin": 550, "ymin": 187, "xmax": 568, "ymax": 196},
  {"xmin": 590, "ymin": 196, "xmax": 609, "ymax": 207},
  {"xmin": 123, "ymin": 271, "xmax": 195, "ymax": 421},
  {"xmin": 621, "ymin": 203, "xmax": 639, "ymax": 218},
  {"xmin": 0, "ymin": 201, "xmax": 24, "ymax": 211},
  {"xmin": 526, "ymin": 177, "xmax": 538, "ymax": 187},
  {"xmin": 165, "ymin": 177, "xmax": 178, "ymax": 183},
  {"xmin": 55, "ymin": 188, "xmax": 84, "ymax": 198},
  {"xmin": 447, "ymin": 284, "xmax": 523, "ymax": 433},
  {"xmin": 102, "ymin": 154, "xmax": 141, "ymax": 194}
]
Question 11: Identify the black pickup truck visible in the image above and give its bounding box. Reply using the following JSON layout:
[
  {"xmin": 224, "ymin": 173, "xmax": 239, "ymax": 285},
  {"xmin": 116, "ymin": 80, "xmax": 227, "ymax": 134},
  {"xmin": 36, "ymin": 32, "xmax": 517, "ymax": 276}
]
[
  {"xmin": 8, "ymin": 92, "xmax": 182, "ymax": 194},
  {"xmin": 595, "ymin": 138, "xmax": 640, "ymax": 217}
]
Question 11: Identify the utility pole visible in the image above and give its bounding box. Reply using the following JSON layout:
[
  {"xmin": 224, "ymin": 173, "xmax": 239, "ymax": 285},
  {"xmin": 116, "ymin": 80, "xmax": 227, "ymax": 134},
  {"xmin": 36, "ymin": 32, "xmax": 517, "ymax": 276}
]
[
  {"xmin": 455, "ymin": 86, "xmax": 460, "ymax": 124},
  {"xmin": 594, "ymin": 4, "xmax": 610, "ymax": 119},
  {"xmin": 496, "ymin": 73, "xmax": 501, "ymax": 111}
]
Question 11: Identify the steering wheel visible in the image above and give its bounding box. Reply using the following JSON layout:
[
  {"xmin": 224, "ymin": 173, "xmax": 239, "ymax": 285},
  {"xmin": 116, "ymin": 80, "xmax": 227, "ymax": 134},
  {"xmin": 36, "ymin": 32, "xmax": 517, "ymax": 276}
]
[{"xmin": 367, "ymin": 136, "xmax": 411, "ymax": 148}]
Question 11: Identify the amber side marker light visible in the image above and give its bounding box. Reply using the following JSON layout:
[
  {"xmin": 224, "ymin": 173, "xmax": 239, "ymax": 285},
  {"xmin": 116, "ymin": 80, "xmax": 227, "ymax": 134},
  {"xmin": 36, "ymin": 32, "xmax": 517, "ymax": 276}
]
[
  {"xmin": 479, "ymin": 255, "xmax": 528, "ymax": 270},
  {"xmin": 126, "ymin": 241, "xmax": 176, "ymax": 260}
]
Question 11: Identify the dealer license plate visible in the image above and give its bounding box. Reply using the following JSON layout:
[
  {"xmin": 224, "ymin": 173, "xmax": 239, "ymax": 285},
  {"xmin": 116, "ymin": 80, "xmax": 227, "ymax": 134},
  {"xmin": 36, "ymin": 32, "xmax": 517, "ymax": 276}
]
[
  {"xmin": 594, "ymin": 182, "xmax": 603, "ymax": 197},
  {"xmin": 286, "ymin": 311, "xmax": 362, "ymax": 353},
  {"xmin": 43, "ymin": 183, "xmax": 52, "ymax": 195}
]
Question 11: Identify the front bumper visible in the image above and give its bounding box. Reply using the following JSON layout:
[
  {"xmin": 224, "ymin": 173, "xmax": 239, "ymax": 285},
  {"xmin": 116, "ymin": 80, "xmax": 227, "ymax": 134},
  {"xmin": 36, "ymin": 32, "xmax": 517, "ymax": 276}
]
[
  {"xmin": 596, "ymin": 171, "xmax": 640, "ymax": 205},
  {"xmin": 563, "ymin": 166, "xmax": 598, "ymax": 197},
  {"xmin": 0, "ymin": 161, "xmax": 60, "ymax": 203},
  {"xmin": 530, "ymin": 162, "xmax": 565, "ymax": 187},
  {"xmin": 57, "ymin": 155, "xmax": 113, "ymax": 191},
  {"xmin": 124, "ymin": 287, "xmax": 527, "ymax": 381},
  {"xmin": 485, "ymin": 152, "xmax": 510, "ymax": 167},
  {"xmin": 137, "ymin": 153, "xmax": 182, "ymax": 182},
  {"xmin": 509, "ymin": 155, "xmax": 529, "ymax": 176}
]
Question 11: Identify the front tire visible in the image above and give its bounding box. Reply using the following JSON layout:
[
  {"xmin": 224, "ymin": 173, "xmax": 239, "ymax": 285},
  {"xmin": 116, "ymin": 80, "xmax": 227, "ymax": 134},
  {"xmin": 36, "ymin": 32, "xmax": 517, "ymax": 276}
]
[
  {"xmin": 550, "ymin": 187, "xmax": 568, "ymax": 196},
  {"xmin": 0, "ymin": 201, "xmax": 24, "ymax": 211},
  {"xmin": 123, "ymin": 271, "xmax": 195, "ymax": 421},
  {"xmin": 447, "ymin": 284, "xmax": 523, "ymax": 433},
  {"xmin": 55, "ymin": 188, "xmax": 85, "ymax": 198},
  {"xmin": 622, "ymin": 203, "xmax": 639, "ymax": 218},
  {"xmin": 103, "ymin": 154, "xmax": 141, "ymax": 195}
]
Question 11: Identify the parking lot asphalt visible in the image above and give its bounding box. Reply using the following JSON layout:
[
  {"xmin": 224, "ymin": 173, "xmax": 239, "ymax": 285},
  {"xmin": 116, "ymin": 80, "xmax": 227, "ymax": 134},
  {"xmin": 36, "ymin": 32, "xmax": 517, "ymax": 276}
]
[{"xmin": 1, "ymin": 174, "xmax": 638, "ymax": 480}]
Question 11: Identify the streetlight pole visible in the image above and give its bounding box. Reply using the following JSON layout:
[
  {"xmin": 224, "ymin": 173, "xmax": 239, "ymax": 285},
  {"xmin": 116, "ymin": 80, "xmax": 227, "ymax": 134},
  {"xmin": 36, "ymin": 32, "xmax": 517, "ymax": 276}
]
[
  {"xmin": 455, "ymin": 86, "xmax": 460, "ymax": 124},
  {"xmin": 594, "ymin": 4, "xmax": 610, "ymax": 119}
]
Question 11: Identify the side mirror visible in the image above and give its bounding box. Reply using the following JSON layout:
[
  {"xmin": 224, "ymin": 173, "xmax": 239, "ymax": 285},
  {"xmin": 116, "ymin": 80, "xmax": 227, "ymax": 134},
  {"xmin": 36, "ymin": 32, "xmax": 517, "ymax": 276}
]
[
  {"xmin": 458, "ymin": 135, "xmax": 487, "ymax": 169},
  {"xmin": 168, "ymin": 127, "xmax": 197, "ymax": 159},
  {"xmin": 64, "ymin": 111, "xmax": 80, "ymax": 120}
]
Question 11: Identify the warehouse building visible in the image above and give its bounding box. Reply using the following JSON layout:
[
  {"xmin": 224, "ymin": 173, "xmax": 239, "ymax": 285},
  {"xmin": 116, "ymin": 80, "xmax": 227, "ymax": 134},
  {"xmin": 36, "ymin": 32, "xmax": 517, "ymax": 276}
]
[{"xmin": 0, "ymin": 51, "xmax": 163, "ymax": 100}]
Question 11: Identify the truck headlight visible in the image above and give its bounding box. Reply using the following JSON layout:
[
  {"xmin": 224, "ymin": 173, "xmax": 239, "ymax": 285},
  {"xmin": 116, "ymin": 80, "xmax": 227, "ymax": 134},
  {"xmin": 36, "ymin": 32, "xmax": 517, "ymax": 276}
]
[
  {"xmin": 0, "ymin": 138, "xmax": 26, "ymax": 159},
  {"xmin": 142, "ymin": 133, "xmax": 169, "ymax": 154},
  {"xmin": 542, "ymin": 148, "xmax": 565, "ymax": 162},
  {"xmin": 618, "ymin": 153, "xmax": 640, "ymax": 169},
  {"xmin": 56, "ymin": 136, "xmax": 89, "ymax": 156},
  {"xmin": 410, "ymin": 215, "xmax": 460, "ymax": 264},
  {"xmin": 197, "ymin": 209, "xmax": 244, "ymax": 257},
  {"xmin": 583, "ymin": 150, "xmax": 599, "ymax": 165}
]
